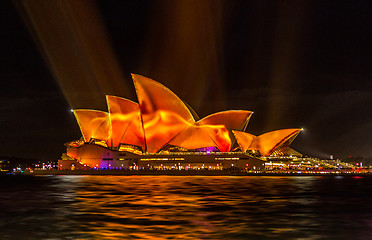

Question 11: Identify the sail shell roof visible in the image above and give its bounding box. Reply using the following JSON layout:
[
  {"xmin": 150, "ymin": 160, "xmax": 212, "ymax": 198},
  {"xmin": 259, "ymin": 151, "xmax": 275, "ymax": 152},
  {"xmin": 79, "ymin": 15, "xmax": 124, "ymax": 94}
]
[
  {"xmin": 71, "ymin": 74, "xmax": 301, "ymax": 156},
  {"xmin": 106, "ymin": 95, "xmax": 145, "ymax": 149},
  {"xmin": 74, "ymin": 110, "xmax": 110, "ymax": 143},
  {"xmin": 197, "ymin": 110, "xmax": 252, "ymax": 131},
  {"xmin": 233, "ymin": 129, "xmax": 301, "ymax": 156}
]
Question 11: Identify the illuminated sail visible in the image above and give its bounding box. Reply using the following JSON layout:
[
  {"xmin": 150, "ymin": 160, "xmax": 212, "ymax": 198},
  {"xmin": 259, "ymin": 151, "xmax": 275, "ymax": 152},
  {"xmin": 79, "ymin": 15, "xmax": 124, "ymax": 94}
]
[
  {"xmin": 106, "ymin": 95, "xmax": 145, "ymax": 149},
  {"xmin": 232, "ymin": 130, "xmax": 256, "ymax": 152},
  {"xmin": 250, "ymin": 129, "xmax": 301, "ymax": 156},
  {"xmin": 71, "ymin": 74, "xmax": 301, "ymax": 157},
  {"xmin": 169, "ymin": 124, "xmax": 231, "ymax": 152},
  {"xmin": 132, "ymin": 74, "xmax": 194, "ymax": 153},
  {"xmin": 197, "ymin": 110, "xmax": 253, "ymax": 131},
  {"xmin": 73, "ymin": 110, "xmax": 110, "ymax": 143},
  {"xmin": 233, "ymin": 129, "xmax": 301, "ymax": 156}
]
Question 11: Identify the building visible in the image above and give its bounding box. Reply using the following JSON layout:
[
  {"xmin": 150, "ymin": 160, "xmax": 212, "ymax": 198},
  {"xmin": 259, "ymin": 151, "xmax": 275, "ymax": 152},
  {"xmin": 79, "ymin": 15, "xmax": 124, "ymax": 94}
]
[{"xmin": 59, "ymin": 74, "xmax": 302, "ymax": 171}]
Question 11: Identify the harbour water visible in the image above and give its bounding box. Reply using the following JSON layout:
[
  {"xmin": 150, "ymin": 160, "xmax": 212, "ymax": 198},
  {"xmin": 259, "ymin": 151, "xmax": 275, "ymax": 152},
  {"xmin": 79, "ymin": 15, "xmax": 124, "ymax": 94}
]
[{"xmin": 0, "ymin": 175, "xmax": 371, "ymax": 239}]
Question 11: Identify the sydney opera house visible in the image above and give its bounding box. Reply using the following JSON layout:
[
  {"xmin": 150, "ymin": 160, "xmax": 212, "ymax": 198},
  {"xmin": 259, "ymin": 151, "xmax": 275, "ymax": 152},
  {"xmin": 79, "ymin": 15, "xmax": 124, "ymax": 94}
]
[{"xmin": 59, "ymin": 74, "xmax": 302, "ymax": 171}]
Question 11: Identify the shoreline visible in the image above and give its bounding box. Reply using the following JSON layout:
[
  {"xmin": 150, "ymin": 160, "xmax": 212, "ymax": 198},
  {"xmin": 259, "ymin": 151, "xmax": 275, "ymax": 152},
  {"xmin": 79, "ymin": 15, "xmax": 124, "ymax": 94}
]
[{"xmin": 22, "ymin": 169, "xmax": 372, "ymax": 177}]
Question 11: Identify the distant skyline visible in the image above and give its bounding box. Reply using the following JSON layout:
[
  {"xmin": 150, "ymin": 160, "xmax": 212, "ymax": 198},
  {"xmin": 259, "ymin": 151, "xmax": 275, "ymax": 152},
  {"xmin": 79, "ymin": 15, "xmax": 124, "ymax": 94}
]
[{"xmin": 1, "ymin": 0, "xmax": 371, "ymax": 160}]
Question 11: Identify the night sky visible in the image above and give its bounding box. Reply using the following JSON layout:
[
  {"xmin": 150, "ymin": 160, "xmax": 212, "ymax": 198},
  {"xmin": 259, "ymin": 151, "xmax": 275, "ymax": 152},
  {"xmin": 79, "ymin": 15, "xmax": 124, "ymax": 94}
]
[{"xmin": 1, "ymin": 0, "xmax": 371, "ymax": 161}]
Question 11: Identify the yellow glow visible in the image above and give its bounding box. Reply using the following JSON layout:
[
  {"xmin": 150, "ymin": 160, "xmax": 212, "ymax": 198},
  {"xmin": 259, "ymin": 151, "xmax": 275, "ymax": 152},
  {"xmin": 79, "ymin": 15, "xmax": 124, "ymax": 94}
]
[
  {"xmin": 170, "ymin": 123, "xmax": 231, "ymax": 152},
  {"xmin": 70, "ymin": 75, "xmax": 300, "ymax": 156},
  {"xmin": 73, "ymin": 109, "xmax": 110, "ymax": 143},
  {"xmin": 132, "ymin": 74, "xmax": 198, "ymax": 153},
  {"xmin": 132, "ymin": 74, "xmax": 195, "ymax": 122},
  {"xmin": 233, "ymin": 129, "xmax": 301, "ymax": 156},
  {"xmin": 197, "ymin": 110, "xmax": 253, "ymax": 131},
  {"xmin": 250, "ymin": 129, "xmax": 301, "ymax": 156},
  {"xmin": 132, "ymin": 74, "xmax": 238, "ymax": 152},
  {"xmin": 140, "ymin": 158, "xmax": 185, "ymax": 161},
  {"xmin": 232, "ymin": 130, "xmax": 256, "ymax": 152},
  {"xmin": 106, "ymin": 95, "xmax": 145, "ymax": 149},
  {"xmin": 118, "ymin": 145, "xmax": 142, "ymax": 155}
]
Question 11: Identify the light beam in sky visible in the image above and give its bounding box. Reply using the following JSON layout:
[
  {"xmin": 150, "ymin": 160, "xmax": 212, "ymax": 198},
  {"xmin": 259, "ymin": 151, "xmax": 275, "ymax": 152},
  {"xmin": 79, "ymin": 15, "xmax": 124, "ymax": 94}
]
[{"xmin": 15, "ymin": 0, "xmax": 132, "ymax": 111}]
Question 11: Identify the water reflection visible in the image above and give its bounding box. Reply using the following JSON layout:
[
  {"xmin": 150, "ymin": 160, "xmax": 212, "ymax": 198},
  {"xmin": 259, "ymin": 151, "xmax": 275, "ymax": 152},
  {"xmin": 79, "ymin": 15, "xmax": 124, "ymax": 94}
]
[{"xmin": 0, "ymin": 175, "xmax": 372, "ymax": 239}]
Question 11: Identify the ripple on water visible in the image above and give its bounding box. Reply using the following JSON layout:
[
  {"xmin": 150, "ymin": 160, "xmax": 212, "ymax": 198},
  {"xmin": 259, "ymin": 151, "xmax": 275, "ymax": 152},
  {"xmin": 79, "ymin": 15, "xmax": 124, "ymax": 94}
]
[{"xmin": 1, "ymin": 175, "xmax": 372, "ymax": 239}]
